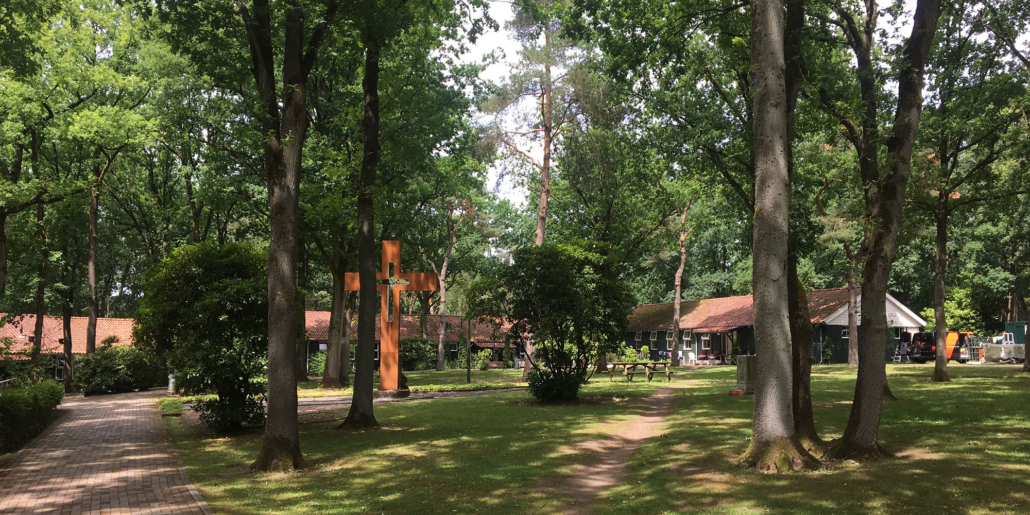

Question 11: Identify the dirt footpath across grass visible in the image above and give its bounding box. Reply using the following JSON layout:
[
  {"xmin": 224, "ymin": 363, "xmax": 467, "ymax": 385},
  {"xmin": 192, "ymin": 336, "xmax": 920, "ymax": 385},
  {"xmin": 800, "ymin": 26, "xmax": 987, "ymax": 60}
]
[{"xmin": 167, "ymin": 365, "xmax": 1030, "ymax": 515}]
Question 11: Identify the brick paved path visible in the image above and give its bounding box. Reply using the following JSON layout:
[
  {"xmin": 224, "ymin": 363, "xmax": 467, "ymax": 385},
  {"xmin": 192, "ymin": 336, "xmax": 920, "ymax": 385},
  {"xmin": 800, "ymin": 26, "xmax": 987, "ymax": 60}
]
[{"xmin": 0, "ymin": 390, "xmax": 211, "ymax": 515}]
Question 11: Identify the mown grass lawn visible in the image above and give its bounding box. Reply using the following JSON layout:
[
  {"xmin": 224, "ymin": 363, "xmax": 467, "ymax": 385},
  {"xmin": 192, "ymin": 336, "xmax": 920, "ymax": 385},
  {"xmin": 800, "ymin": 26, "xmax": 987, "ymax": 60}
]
[
  {"xmin": 169, "ymin": 365, "xmax": 1030, "ymax": 514},
  {"xmin": 295, "ymin": 369, "xmax": 527, "ymax": 396}
]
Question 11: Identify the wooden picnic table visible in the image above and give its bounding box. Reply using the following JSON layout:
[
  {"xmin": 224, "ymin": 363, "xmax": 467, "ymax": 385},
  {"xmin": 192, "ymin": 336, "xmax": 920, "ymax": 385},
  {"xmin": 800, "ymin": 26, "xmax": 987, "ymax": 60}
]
[{"xmin": 607, "ymin": 361, "xmax": 673, "ymax": 383}]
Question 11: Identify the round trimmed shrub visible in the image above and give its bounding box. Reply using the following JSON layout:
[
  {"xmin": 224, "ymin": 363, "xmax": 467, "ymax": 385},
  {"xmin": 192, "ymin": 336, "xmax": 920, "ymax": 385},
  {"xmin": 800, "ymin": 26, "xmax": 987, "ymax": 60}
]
[
  {"xmin": 526, "ymin": 369, "xmax": 581, "ymax": 402},
  {"xmin": 74, "ymin": 346, "xmax": 165, "ymax": 395}
]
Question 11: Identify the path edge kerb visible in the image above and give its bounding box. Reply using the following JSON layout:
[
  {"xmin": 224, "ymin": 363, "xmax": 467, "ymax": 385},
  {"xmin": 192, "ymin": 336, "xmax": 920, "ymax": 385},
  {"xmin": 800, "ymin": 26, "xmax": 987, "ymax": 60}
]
[{"xmin": 152, "ymin": 397, "xmax": 216, "ymax": 515}]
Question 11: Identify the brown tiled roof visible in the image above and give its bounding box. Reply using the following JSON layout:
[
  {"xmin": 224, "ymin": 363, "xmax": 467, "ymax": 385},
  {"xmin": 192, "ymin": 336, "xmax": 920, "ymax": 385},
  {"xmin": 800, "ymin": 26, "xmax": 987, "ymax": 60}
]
[
  {"xmin": 628, "ymin": 288, "xmax": 853, "ymax": 333},
  {"xmin": 0, "ymin": 314, "xmax": 135, "ymax": 356},
  {"xmin": 305, "ymin": 312, "xmax": 507, "ymax": 344},
  {"xmin": 807, "ymin": 288, "xmax": 851, "ymax": 323}
]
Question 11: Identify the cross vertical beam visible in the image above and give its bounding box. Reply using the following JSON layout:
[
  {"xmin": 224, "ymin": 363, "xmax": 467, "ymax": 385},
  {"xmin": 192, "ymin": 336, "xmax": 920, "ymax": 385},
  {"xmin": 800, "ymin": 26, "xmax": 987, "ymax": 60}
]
[{"xmin": 344, "ymin": 240, "xmax": 438, "ymax": 391}]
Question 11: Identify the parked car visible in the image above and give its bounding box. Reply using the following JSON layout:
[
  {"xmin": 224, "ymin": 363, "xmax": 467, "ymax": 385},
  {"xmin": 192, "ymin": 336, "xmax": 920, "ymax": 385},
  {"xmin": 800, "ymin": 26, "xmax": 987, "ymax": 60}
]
[{"xmin": 909, "ymin": 331, "xmax": 972, "ymax": 364}]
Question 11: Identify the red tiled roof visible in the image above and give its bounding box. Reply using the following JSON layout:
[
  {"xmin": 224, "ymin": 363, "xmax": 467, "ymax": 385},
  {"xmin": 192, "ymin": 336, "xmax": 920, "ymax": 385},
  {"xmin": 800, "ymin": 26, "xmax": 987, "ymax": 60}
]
[
  {"xmin": 628, "ymin": 288, "xmax": 853, "ymax": 332},
  {"xmin": 0, "ymin": 314, "xmax": 135, "ymax": 356},
  {"xmin": 304, "ymin": 311, "xmax": 507, "ymax": 344}
]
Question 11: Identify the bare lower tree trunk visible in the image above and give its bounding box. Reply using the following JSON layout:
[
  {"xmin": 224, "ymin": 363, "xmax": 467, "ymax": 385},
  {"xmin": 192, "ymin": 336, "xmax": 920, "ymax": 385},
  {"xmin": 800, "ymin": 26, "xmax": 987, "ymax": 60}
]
[
  {"xmin": 671, "ymin": 205, "xmax": 692, "ymax": 367},
  {"xmin": 322, "ymin": 266, "xmax": 347, "ymax": 389},
  {"xmin": 883, "ymin": 381, "xmax": 897, "ymax": 401},
  {"xmin": 253, "ymin": 85, "xmax": 306, "ymax": 471},
  {"xmin": 0, "ymin": 213, "xmax": 7, "ymax": 299},
  {"xmin": 931, "ymin": 194, "xmax": 950, "ymax": 382},
  {"xmin": 61, "ymin": 241, "xmax": 75, "ymax": 393},
  {"xmin": 296, "ymin": 298, "xmax": 309, "ymax": 381},
  {"xmin": 789, "ymin": 256, "xmax": 821, "ymax": 451},
  {"xmin": 86, "ymin": 176, "xmax": 99, "ymax": 354},
  {"xmin": 437, "ymin": 276, "xmax": 447, "ymax": 371},
  {"xmin": 342, "ymin": 39, "xmax": 381, "ymax": 430},
  {"xmin": 739, "ymin": 0, "xmax": 817, "ymax": 472},
  {"xmin": 847, "ymin": 265, "xmax": 859, "ymax": 366},
  {"xmin": 522, "ymin": 341, "xmax": 535, "ymax": 380},
  {"xmin": 418, "ymin": 292, "xmax": 430, "ymax": 338},
  {"xmin": 30, "ymin": 203, "xmax": 46, "ymax": 365},
  {"xmin": 340, "ymin": 291, "xmax": 355, "ymax": 385}
]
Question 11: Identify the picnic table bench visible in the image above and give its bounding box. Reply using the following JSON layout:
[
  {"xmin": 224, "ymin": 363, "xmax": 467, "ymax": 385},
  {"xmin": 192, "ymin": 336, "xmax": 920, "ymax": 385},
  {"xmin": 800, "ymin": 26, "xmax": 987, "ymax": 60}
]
[{"xmin": 607, "ymin": 361, "xmax": 673, "ymax": 382}]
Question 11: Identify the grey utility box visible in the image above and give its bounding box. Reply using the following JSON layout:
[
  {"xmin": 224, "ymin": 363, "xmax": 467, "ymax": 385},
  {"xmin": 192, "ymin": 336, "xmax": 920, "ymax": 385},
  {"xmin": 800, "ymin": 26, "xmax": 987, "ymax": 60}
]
[{"xmin": 736, "ymin": 355, "xmax": 756, "ymax": 393}]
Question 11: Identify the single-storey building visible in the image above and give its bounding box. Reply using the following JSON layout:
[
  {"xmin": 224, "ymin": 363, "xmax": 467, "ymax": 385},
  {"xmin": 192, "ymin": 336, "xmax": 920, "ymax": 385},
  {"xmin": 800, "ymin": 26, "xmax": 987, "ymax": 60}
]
[
  {"xmin": 0, "ymin": 314, "xmax": 136, "ymax": 377},
  {"xmin": 304, "ymin": 312, "xmax": 512, "ymax": 368},
  {"xmin": 626, "ymin": 288, "xmax": 927, "ymax": 363}
]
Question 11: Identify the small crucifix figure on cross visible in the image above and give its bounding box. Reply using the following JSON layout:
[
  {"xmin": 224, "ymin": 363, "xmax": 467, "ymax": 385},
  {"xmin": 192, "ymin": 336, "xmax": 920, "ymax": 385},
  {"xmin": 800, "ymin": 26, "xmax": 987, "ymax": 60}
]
[{"xmin": 345, "ymin": 240, "xmax": 438, "ymax": 391}]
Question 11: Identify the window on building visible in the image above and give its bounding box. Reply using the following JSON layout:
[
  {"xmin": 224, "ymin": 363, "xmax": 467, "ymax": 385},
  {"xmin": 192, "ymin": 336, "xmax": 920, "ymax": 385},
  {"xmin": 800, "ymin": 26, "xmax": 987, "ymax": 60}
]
[
  {"xmin": 666, "ymin": 339, "xmax": 673, "ymax": 351},
  {"xmin": 894, "ymin": 327, "xmax": 902, "ymax": 339},
  {"xmin": 841, "ymin": 328, "xmax": 850, "ymax": 339},
  {"xmin": 650, "ymin": 331, "xmax": 658, "ymax": 342},
  {"xmin": 450, "ymin": 343, "xmax": 458, "ymax": 352},
  {"xmin": 374, "ymin": 343, "xmax": 380, "ymax": 360},
  {"xmin": 635, "ymin": 332, "xmax": 642, "ymax": 343},
  {"xmin": 701, "ymin": 335, "xmax": 711, "ymax": 349}
]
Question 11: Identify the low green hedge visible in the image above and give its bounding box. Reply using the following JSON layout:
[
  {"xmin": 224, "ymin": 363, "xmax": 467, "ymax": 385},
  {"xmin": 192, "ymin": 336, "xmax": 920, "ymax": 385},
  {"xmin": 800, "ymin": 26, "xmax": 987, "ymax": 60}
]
[{"xmin": 0, "ymin": 380, "xmax": 64, "ymax": 453}]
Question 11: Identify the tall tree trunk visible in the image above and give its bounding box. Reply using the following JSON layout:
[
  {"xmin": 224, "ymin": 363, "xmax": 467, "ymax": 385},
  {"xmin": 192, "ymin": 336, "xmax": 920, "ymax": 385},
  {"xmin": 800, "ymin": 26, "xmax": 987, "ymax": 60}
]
[
  {"xmin": 534, "ymin": 31, "xmax": 554, "ymax": 247},
  {"xmin": 0, "ymin": 212, "xmax": 7, "ymax": 299},
  {"xmin": 789, "ymin": 254, "xmax": 821, "ymax": 451},
  {"xmin": 185, "ymin": 170, "xmax": 202, "ymax": 243},
  {"xmin": 249, "ymin": 0, "xmax": 337, "ymax": 470},
  {"xmin": 322, "ymin": 251, "xmax": 347, "ymax": 389},
  {"xmin": 524, "ymin": 30, "xmax": 555, "ymax": 380},
  {"xmin": 340, "ymin": 291, "xmax": 355, "ymax": 385},
  {"xmin": 847, "ymin": 261, "xmax": 859, "ymax": 366},
  {"xmin": 30, "ymin": 203, "xmax": 46, "ymax": 364},
  {"xmin": 931, "ymin": 191, "xmax": 950, "ymax": 381},
  {"xmin": 296, "ymin": 296, "xmax": 308, "ymax": 380},
  {"xmin": 671, "ymin": 205, "xmax": 691, "ymax": 367},
  {"xmin": 437, "ymin": 271, "xmax": 448, "ymax": 371},
  {"xmin": 0, "ymin": 143, "xmax": 24, "ymax": 299},
  {"xmin": 829, "ymin": 0, "xmax": 942, "ymax": 460},
  {"xmin": 782, "ymin": 0, "xmax": 819, "ymax": 450},
  {"xmin": 419, "ymin": 292, "xmax": 430, "ymax": 338},
  {"xmin": 61, "ymin": 241, "xmax": 75, "ymax": 393},
  {"xmin": 86, "ymin": 177, "xmax": 99, "ymax": 354},
  {"xmin": 435, "ymin": 215, "xmax": 460, "ymax": 371},
  {"xmin": 739, "ymin": 0, "xmax": 817, "ymax": 472},
  {"xmin": 341, "ymin": 39, "xmax": 381, "ymax": 430}
]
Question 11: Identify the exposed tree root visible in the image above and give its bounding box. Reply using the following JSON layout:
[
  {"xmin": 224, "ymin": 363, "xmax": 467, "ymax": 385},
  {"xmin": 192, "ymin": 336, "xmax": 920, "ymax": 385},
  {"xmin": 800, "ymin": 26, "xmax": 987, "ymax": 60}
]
[
  {"xmin": 931, "ymin": 368, "xmax": 950, "ymax": 382},
  {"xmin": 797, "ymin": 433, "xmax": 828, "ymax": 458},
  {"xmin": 338, "ymin": 410, "xmax": 378, "ymax": 430},
  {"xmin": 738, "ymin": 436, "xmax": 820, "ymax": 473},
  {"xmin": 826, "ymin": 438, "xmax": 894, "ymax": 461},
  {"xmin": 251, "ymin": 436, "xmax": 305, "ymax": 472},
  {"xmin": 883, "ymin": 383, "xmax": 898, "ymax": 402}
]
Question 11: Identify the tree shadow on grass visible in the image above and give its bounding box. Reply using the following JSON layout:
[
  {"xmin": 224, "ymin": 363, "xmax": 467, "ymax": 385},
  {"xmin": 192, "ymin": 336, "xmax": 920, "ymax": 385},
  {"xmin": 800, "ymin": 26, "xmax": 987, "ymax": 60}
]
[
  {"xmin": 595, "ymin": 366, "xmax": 1030, "ymax": 515},
  {"xmin": 171, "ymin": 385, "xmax": 671, "ymax": 515}
]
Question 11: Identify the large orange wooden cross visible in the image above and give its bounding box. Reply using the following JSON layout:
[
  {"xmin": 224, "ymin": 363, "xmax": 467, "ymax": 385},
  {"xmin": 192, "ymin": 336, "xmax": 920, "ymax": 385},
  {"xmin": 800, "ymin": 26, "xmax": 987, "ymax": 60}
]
[{"xmin": 344, "ymin": 241, "xmax": 437, "ymax": 391}]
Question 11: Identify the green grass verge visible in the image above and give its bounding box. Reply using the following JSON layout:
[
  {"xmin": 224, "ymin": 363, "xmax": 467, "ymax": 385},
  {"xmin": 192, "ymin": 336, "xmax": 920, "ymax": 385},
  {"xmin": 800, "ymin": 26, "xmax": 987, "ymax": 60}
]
[
  {"xmin": 168, "ymin": 365, "xmax": 1030, "ymax": 514},
  {"xmin": 163, "ymin": 370, "xmax": 529, "ymax": 409},
  {"xmin": 156, "ymin": 397, "xmax": 183, "ymax": 414}
]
